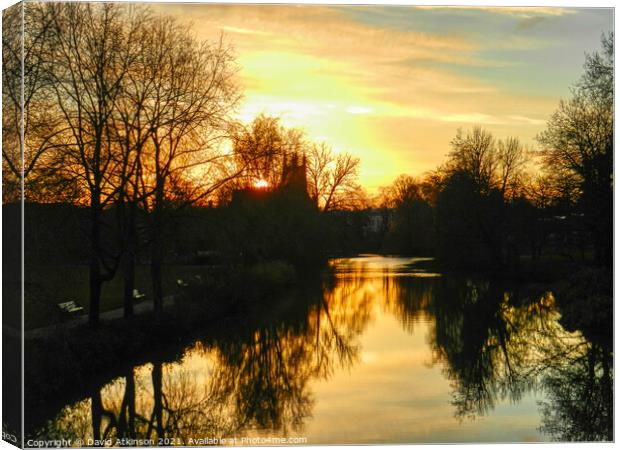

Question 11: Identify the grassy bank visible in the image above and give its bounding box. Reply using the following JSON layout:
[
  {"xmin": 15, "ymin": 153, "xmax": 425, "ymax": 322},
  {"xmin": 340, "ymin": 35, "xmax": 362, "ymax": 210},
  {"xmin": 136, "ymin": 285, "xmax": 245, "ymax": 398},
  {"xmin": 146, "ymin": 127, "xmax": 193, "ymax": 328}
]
[
  {"xmin": 24, "ymin": 264, "xmax": 225, "ymax": 329},
  {"xmin": 24, "ymin": 260, "xmax": 326, "ymax": 434}
]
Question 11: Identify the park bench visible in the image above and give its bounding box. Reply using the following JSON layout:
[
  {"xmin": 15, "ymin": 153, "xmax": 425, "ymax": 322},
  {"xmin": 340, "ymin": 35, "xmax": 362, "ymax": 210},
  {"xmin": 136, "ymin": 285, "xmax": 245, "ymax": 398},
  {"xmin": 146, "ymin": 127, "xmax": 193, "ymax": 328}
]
[
  {"xmin": 133, "ymin": 289, "xmax": 146, "ymax": 301},
  {"xmin": 58, "ymin": 301, "xmax": 84, "ymax": 314}
]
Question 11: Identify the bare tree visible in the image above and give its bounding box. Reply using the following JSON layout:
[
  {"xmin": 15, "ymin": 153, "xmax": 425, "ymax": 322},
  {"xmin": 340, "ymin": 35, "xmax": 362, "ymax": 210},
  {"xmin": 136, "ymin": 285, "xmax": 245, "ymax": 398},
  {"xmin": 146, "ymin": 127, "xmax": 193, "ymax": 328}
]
[
  {"xmin": 2, "ymin": 4, "xmax": 71, "ymax": 202},
  {"xmin": 537, "ymin": 33, "xmax": 613, "ymax": 265},
  {"xmin": 306, "ymin": 142, "xmax": 362, "ymax": 211},
  {"xmin": 228, "ymin": 117, "xmax": 362, "ymax": 211},
  {"xmin": 2, "ymin": 4, "xmax": 23, "ymax": 201},
  {"xmin": 44, "ymin": 3, "xmax": 146, "ymax": 325},
  {"xmin": 229, "ymin": 114, "xmax": 306, "ymax": 190},
  {"xmin": 496, "ymin": 137, "xmax": 527, "ymax": 200},
  {"xmin": 446, "ymin": 127, "xmax": 527, "ymax": 202},
  {"xmin": 230, "ymin": 114, "xmax": 284, "ymax": 187},
  {"xmin": 108, "ymin": 10, "xmax": 158, "ymax": 317},
  {"xmin": 377, "ymin": 174, "xmax": 423, "ymax": 208},
  {"xmin": 447, "ymin": 126, "xmax": 497, "ymax": 194},
  {"xmin": 135, "ymin": 18, "xmax": 240, "ymax": 316}
]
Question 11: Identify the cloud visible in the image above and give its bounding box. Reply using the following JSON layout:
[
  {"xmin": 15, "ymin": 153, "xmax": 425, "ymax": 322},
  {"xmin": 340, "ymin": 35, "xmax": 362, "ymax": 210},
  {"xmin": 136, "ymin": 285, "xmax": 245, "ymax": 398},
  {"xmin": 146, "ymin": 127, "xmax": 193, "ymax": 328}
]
[
  {"xmin": 413, "ymin": 6, "xmax": 575, "ymax": 17},
  {"xmin": 153, "ymin": 3, "xmax": 603, "ymax": 190},
  {"xmin": 516, "ymin": 16, "xmax": 548, "ymax": 31},
  {"xmin": 439, "ymin": 113, "xmax": 506, "ymax": 125},
  {"xmin": 473, "ymin": 6, "xmax": 576, "ymax": 17},
  {"xmin": 346, "ymin": 106, "xmax": 374, "ymax": 115},
  {"xmin": 507, "ymin": 115, "xmax": 546, "ymax": 126},
  {"xmin": 218, "ymin": 25, "xmax": 271, "ymax": 36},
  {"xmin": 161, "ymin": 4, "xmax": 479, "ymax": 67}
]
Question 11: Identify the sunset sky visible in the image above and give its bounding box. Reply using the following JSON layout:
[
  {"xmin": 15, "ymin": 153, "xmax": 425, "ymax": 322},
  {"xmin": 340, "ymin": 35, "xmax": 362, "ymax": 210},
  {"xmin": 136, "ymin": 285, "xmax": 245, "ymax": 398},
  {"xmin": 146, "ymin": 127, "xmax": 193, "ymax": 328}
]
[{"xmin": 157, "ymin": 4, "xmax": 613, "ymax": 193}]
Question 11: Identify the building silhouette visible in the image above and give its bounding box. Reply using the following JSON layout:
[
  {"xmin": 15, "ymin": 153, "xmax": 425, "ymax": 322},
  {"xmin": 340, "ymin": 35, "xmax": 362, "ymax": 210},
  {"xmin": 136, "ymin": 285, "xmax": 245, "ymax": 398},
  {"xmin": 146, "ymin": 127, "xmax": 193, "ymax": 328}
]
[{"xmin": 279, "ymin": 152, "xmax": 308, "ymax": 198}]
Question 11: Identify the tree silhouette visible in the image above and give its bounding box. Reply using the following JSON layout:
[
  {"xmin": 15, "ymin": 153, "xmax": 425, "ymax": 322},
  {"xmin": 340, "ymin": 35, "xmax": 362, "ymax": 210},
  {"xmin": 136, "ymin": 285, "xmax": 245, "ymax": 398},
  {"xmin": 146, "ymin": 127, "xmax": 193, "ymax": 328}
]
[
  {"xmin": 31, "ymin": 272, "xmax": 371, "ymax": 441},
  {"xmin": 445, "ymin": 127, "xmax": 527, "ymax": 200},
  {"xmin": 229, "ymin": 114, "xmax": 305, "ymax": 189},
  {"xmin": 539, "ymin": 343, "xmax": 613, "ymax": 442},
  {"xmin": 306, "ymin": 142, "xmax": 363, "ymax": 212},
  {"xmin": 537, "ymin": 33, "xmax": 613, "ymax": 266},
  {"xmin": 42, "ymin": 3, "xmax": 148, "ymax": 326},
  {"xmin": 131, "ymin": 18, "xmax": 239, "ymax": 317},
  {"xmin": 2, "ymin": 4, "xmax": 74, "ymax": 203},
  {"xmin": 379, "ymin": 175, "xmax": 434, "ymax": 254}
]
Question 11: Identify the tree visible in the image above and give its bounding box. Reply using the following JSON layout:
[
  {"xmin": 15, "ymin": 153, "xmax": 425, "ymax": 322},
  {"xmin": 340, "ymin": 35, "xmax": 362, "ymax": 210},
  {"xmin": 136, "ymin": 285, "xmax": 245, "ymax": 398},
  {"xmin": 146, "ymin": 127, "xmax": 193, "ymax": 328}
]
[
  {"xmin": 434, "ymin": 127, "xmax": 530, "ymax": 269},
  {"xmin": 578, "ymin": 32, "xmax": 613, "ymax": 106},
  {"xmin": 447, "ymin": 126, "xmax": 496, "ymax": 195},
  {"xmin": 436, "ymin": 172, "xmax": 491, "ymax": 268},
  {"xmin": 380, "ymin": 175, "xmax": 434, "ymax": 254},
  {"xmin": 229, "ymin": 117, "xmax": 364, "ymax": 212},
  {"xmin": 136, "ymin": 18, "xmax": 240, "ymax": 316},
  {"xmin": 306, "ymin": 142, "xmax": 363, "ymax": 211},
  {"xmin": 378, "ymin": 174, "xmax": 423, "ymax": 207},
  {"xmin": 2, "ymin": 4, "xmax": 26, "ymax": 202},
  {"xmin": 109, "ymin": 11, "xmax": 158, "ymax": 318},
  {"xmin": 537, "ymin": 33, "xmax": 613, "ymax": 265},
  {"xmin": 230, "ymin": 114, "xmax": 305, "ymax": 189},
  {"xmin": 446, "ymin": 127, "xmax": 527, "ymax": 201},
  {"xmin": 496, "ymin": 137, "xmax": 526, "ymax": 200},
  {"xmin": 43, "ymin": 3, "xmax": 147, "ymax": 326},
  {"xmin": 2, "ymin": 4, "xmax": 74, "ymax": 202}
]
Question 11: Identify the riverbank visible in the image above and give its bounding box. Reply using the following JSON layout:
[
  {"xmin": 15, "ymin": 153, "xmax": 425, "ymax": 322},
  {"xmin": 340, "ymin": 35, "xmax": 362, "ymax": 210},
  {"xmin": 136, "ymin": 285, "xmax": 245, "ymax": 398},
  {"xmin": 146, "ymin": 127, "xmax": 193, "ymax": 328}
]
[
  {"xmin": 408, "ymin": 253, "xmax": 613, "ymax": 346},
  {"xmin": 407, "ymin": 253, "xmax": 580, "ymax": 283},
  {"xmin": 23, "ymin": 262, "xmax": 329, "ymax": 435}
]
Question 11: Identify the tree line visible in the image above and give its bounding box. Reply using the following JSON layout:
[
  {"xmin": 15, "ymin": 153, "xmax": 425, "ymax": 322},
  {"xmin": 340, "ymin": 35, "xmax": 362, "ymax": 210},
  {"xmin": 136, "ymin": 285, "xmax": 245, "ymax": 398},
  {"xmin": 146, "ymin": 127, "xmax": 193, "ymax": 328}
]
[
  {"xmin": 2, "ymin": 3, "xmax": 362, "ymax": 327},
  {"xmin": 377, "ymin": 32, "xmax": 613, "ymax": 271}
]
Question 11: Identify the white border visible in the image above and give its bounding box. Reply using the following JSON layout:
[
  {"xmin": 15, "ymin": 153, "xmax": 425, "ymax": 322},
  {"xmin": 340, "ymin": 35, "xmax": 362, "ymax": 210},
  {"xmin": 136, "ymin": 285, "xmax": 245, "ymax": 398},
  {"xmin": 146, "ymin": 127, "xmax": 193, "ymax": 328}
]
[{"xmin": 0, "ymin": 1, "xmax": 616, "ymax": 450}]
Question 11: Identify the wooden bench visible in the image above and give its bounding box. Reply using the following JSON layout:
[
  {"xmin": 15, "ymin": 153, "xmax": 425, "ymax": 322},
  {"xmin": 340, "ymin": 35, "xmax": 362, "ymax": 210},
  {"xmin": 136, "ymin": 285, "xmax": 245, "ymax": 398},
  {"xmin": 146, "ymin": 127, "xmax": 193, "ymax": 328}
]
[
  {"xmin": 58, "ymin": 301, "xmax": 84, "ymax": 314},
  {"xmin": 133, "ymin": 289, "xmax": 146, "ymax": 301}
]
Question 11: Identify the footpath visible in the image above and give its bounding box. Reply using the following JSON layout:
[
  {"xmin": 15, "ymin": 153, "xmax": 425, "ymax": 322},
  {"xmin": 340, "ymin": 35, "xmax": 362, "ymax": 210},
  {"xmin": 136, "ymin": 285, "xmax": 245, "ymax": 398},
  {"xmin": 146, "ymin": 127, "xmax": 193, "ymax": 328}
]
[{"xmin": 5, "ymin": 294, "xmax": 179, "ymax": 340}]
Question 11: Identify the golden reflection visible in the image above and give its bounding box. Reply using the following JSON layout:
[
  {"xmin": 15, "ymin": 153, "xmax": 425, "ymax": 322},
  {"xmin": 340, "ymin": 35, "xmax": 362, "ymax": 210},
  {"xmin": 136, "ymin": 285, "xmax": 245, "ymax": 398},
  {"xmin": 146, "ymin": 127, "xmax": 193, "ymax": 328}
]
[
  {"xmin": 426, "ymin": 275, "xmax": 609, "ymax": 435},
  {"xmin": 34, "ymin": 267, "xmax": 376, "ymax": 444},
  {"xmin": 31, "ymin": 257, "xmax": 613, "ymax": 443}
]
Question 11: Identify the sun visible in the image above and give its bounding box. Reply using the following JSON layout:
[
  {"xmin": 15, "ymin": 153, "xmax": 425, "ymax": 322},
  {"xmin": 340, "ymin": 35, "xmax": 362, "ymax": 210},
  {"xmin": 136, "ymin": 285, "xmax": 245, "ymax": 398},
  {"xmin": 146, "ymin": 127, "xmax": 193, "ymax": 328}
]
[{"xmin": 254, "ymin": 179, "xmax": 269, "ymax": 189}]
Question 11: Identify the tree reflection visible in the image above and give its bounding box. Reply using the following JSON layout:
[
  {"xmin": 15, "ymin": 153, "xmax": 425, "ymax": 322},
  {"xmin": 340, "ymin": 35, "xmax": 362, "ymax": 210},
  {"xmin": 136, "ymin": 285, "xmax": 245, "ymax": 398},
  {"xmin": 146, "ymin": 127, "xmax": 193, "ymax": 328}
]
[
  {"xmin": 202, "ymin": 274, "xmax": 372, "ymax": 433},
  {"xmin": 428, "ymin": 278, "xmax": 530, "ymax": 416},
  {"xmin": 383, "ymin": 275, "xmax": 434, "ymax": 333},
  {"xmin": 538, "ymin": 340, "xmax": 613, "ymax": 441},
  {"xmin": 209, "ymin": 326, "xmax": 317, "ymax": 433},
  {"xmin": 30, "ymin": 259, "xmax": 613, "ymax": 443},
  {"xmin": 424, "ymin": 275, "xmax": 612, "ymax": 441},
  {"xmin": 35, "ymin": 272, "xmax": 371, "ymax": 444}
]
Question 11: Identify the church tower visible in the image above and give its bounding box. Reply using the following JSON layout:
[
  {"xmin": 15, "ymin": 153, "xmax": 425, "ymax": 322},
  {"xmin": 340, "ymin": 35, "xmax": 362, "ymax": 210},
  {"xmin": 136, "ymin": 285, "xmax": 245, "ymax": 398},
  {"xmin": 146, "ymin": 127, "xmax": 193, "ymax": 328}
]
[{"xmin": 279, "ymin": 151, "xmax": 309, "ymax": 197}]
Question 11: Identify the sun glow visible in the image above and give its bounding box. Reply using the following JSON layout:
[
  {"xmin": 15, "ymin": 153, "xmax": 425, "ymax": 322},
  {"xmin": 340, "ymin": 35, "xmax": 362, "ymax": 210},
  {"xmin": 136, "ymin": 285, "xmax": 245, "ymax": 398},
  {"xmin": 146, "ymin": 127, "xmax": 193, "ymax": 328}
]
[
  {"xmin": 254, "ymin": 179, "xmax": 269, "ymax": 189},
  {"xmin": 164, "ymin": 4, "xmax": 612, "ymax": 193}
]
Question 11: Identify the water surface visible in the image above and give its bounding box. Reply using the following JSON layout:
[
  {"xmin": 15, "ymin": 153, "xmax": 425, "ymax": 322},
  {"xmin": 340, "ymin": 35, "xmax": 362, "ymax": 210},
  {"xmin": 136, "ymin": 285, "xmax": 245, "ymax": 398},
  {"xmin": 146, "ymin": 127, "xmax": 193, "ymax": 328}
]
[{"xmin": 31, "ymin": 255, "xmax": 612, "ymax": 444}]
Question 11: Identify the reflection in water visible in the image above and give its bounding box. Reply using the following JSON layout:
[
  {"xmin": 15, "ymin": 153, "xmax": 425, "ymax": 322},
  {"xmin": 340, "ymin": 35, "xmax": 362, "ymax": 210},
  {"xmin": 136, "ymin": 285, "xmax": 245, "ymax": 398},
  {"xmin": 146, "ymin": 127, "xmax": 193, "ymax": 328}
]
[
  {"xmin": 426, "ymin": 276, "xmax": 612, "ymax": 441},
  {"xmin": 428, "ymin": 278, "xmax": 548, "ymax": 418},
  {"xmin": 538, "ymin": 338, "xmax": 613, "ymax": 441},
  {"xmin": 33, "ymin": 271, "xmax": 372, "ymax": 444},
  {"xmin": 32, "ymin": 256, "xmax": 612, "ymax": 444}
]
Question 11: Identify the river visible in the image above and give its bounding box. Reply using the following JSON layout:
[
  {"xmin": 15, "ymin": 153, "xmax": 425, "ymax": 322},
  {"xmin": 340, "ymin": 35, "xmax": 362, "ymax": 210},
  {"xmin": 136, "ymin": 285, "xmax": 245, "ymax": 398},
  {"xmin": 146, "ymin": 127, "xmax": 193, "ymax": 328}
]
[{"xmin": 29, "ymin": 255, "xmax": 612, "ymax": 444}]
